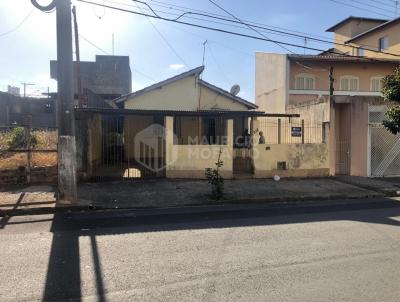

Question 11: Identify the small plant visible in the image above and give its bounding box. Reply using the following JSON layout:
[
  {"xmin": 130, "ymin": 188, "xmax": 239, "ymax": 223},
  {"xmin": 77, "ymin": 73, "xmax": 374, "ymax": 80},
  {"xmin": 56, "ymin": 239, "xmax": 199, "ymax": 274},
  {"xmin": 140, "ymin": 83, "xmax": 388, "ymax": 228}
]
[
  {"xmin": 6, "ymin": 127, "xmax": 38, "ymax": 149},
  {"xmin": 205, "ymin": 149, "xmax": 224, "ymax": 200}
]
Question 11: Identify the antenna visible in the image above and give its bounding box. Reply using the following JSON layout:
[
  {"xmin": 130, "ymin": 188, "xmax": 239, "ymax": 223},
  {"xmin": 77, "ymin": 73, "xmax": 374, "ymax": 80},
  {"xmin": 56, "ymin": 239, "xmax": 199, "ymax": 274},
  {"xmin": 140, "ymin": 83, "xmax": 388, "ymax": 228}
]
[
  {"xmin": 230, "ymin": 84, "xmax": 240, "ymax": 96},
  {"xmin": 396, "ymin": 0, "xmax": 399, "ymax": 16},
  {"xmin": 21, "ymin": 82, "xmax": 35, "ymax": 97},
  {"xmin": 202, "ymin": 40, "xmax": 208, "ymax": 66},
  {"xmin": 112, "ymin": 33, "xmax": 115, "ymax": 55}
]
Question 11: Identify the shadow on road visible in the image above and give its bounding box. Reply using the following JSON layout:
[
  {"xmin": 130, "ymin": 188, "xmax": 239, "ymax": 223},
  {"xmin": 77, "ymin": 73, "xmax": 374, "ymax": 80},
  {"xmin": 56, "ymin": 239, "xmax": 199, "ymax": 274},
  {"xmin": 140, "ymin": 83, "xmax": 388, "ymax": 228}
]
[{"xmin": 3, "ymin": 198, "xmax": 400, "ymax": 301}]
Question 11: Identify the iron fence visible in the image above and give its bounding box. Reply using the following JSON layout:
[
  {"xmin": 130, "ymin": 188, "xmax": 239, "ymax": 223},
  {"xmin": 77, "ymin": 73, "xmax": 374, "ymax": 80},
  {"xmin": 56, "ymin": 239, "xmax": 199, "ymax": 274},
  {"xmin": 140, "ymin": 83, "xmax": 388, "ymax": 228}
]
[
  {"xmin": 257, "ymin": 118, "xmax": 326, "ymax": 144},
  {"xmin": 0, "ymin": 125, "xmax": 58, "ymax": 184}
]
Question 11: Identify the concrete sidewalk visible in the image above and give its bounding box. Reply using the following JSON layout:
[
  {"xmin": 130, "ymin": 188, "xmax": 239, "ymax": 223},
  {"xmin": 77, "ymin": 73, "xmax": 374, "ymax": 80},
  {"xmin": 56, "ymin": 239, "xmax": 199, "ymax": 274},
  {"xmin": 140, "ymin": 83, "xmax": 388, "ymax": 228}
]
[
  {"xmin": 78, "ymin": 178, "xmax": 382, "ymax": 209},
  {"xmin": 0, "ymin": 185, "xmax": 56, "ymax": 216},
  {"xmin": 0, "ymin": 178, "xmax": 390, "ymax": 216},
  {"xmin": 337, "ymin": 176, "xmax": 400, "ymax": 197}
]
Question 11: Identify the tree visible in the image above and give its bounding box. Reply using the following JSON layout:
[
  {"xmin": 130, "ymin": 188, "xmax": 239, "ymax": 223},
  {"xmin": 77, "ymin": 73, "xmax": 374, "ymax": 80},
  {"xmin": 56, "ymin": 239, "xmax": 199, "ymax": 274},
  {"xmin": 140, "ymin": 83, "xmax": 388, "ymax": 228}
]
[{"xmin": 382, "ymin": 68, "xmax": 400, "ymax": 134}]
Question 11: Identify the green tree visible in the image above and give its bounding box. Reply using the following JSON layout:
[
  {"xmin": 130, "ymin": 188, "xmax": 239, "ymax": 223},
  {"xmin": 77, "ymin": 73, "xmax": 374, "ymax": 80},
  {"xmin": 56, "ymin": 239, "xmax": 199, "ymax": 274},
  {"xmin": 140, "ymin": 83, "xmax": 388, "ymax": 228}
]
[{"xmin": 382, "ymin": 68, "xmax": 400, "ymax": 134}]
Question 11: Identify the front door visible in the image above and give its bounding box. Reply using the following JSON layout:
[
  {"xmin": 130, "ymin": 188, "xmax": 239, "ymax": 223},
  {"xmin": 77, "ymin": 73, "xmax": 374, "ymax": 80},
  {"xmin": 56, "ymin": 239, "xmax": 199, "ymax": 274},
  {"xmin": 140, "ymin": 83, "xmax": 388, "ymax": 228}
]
[{"xmin": 336, "ymin": 104, "xmax": 351, "ymax": 175}]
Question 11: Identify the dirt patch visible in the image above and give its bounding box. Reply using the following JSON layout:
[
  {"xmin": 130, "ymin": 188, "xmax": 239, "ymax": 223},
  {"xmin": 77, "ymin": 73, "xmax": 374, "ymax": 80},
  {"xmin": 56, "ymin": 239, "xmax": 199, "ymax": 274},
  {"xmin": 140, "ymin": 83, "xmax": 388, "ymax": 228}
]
[
  {"xmin": 0, "ymin": 129, "xmax": 57, "ymax": 170},
  {"xmin": 0, "ymin": 152, "xmax": 57, "ymax": 170}
]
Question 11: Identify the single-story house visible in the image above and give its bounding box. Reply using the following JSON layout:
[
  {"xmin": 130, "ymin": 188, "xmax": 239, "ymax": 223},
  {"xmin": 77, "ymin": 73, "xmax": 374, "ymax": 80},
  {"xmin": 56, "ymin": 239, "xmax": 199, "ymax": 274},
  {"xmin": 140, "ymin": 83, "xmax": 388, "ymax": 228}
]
[{"xmin": 75, "ymin": 66, "xmax": 329, "ymax": 180}]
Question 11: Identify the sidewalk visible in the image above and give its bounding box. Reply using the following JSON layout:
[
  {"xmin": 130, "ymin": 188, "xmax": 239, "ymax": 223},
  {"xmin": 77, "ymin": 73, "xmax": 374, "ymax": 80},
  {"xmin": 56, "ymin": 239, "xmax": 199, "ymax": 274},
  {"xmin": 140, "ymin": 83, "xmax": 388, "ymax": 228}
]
[
  {"xmin": 78, "ymin": 178, "xmax": 382, "ymax": 210},
  {"xmin": 0, "ymin": 185, "xmax": 56, "ymax": 216},
  {"xmin": 336, "ymin": 176, "xmax": 400, "ymax": 197},
  {"xmin": 0, "ymin": 178, "xmax": 391, "ymax": 216}
]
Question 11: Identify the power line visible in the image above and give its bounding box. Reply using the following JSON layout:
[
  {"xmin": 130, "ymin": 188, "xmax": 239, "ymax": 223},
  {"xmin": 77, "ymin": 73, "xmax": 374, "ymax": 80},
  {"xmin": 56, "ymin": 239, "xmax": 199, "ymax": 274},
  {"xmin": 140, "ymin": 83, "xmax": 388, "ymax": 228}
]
[
  {"xmin": 106, "ymin": 0, "xmax": 343, "ymax": 44},
  {"xmin": 208, "ymin": 0, "xmax": 295, "ymax": 53},
  {"xmin": 78, "ymin": 0, "xmax": 400, "ymax": 59},
  {"xmin": 0, "ymin": 8, "xmax": 35, "ymax": 38},
  {"xmin": 329, "ymin": 0, "xmax": 393, "ymax": 18},
  {"xmin": 79, "ymin": 34, "xmax": 109, "ymax": 54},
  {"xmin": 132, "ymin": 1, "xmax": 189, "ymax": 69},
  {"xmin": 348, "ymin": 0, "xmax": 396, "ymax": 14},
  {"xmin": 208, "ymin": 43, "xmax": 232, "ymax": 87},
  {"xmin": 107, "ymin": 0, "xmax": 400, "ymax": 57},
  {"xmin": 108, "ymin": 0, "xmax": 397, "ymax": 53},
  {"xmin": 146, "ymin": 0, "xmax": 338, "ymax": 43},
  {"xmin": 79, "ymin": 34, "xmax": 156, "ymax": 81}
]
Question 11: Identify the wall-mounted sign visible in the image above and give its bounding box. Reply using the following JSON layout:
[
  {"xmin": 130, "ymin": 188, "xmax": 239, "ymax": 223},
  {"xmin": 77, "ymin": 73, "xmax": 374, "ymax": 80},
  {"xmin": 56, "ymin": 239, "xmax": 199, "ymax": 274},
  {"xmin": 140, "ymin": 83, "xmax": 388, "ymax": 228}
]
[{"xmin": 291, "ymin": 127, "xmax": 302, "ymax": 137}]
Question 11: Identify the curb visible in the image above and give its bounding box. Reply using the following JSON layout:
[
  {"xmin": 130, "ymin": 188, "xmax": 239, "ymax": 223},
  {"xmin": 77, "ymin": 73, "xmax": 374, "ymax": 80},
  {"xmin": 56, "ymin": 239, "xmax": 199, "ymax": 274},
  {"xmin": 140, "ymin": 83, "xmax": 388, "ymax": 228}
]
[{"xmin": 0, "ymin": 191, "xmax": 385, "ymax": 217}]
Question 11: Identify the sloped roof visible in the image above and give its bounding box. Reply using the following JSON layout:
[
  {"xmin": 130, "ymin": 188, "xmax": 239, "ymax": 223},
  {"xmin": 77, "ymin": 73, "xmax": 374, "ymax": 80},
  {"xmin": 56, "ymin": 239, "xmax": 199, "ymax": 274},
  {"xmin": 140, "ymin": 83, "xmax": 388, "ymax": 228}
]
[
  {"xmin": 326, "ymin": 16, "xmax": 388, "ymax": 32},
  {"xmin": 287, "ymin": 54, "xmax": 400, "ymax": 63},
  {"xmin": 346, "ymin": 17, "xmax": 400, "ymax": 43},
  {"xmin": 115, "ymin": 66, "xmax": 204, "ymax": 103},
  {"xmin": 199, "ymin": 80, "xmax": 257, "ymax": 109},
  {"xmin": 114, "ymin": 66, "xmax": 257, "ymax": 109}
]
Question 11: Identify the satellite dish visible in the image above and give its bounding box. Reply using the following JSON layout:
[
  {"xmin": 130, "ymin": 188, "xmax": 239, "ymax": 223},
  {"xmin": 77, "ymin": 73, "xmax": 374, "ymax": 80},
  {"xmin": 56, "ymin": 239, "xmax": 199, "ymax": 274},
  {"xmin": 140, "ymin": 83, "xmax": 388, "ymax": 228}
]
[{"xmin": 230, "ymin": 84, "xmax": 240, "ymax": 96}]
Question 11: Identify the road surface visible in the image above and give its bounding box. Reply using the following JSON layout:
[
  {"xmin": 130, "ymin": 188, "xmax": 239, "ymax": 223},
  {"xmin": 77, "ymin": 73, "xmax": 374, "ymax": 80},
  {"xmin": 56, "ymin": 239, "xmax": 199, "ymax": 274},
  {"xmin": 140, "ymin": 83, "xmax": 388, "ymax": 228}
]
[{"xmin": 1, "ymin": 198, "xmax": 400, "ymax": 301}]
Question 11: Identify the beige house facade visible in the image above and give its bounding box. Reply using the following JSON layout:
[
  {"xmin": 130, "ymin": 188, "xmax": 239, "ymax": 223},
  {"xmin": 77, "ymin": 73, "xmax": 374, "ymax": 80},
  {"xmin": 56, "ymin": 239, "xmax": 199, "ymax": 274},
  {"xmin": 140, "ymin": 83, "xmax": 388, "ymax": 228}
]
[
  {"xmin": 78, "ymin": 66, "xmax": 330, "ymax": 181},
  {"xmin": 255, "ymin": 16, "xmax": 400, "ymax": 177}
]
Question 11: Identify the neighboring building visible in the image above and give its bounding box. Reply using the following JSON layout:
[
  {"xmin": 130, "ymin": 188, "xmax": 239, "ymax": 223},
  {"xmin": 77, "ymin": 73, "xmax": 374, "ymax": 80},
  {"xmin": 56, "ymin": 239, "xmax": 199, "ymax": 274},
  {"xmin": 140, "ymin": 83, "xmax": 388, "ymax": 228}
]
[
  {"xmin": 256, "ymin": 53, "xmax": 398, "ymax": 113},
  {"xmin": 77, "ymin": 66, "xmax": 329, "ymax": 181},
  {"xmin": 7, "ymin": 85, "xmax": 20, "ymax": 97},
  {"xmin": 256, "ymin": 16, "xmax": 400, "ymax": 178},
  {"xmin": 0, "ymin": 92, "xmax": 56, "ymax": 127},
  {"xmin": 50, "ymin": 55, "xmax": 132, "ymax": 106},
  {"xmin": 326, "ymin": 16, "xmax": 389, "ymax": 56}
]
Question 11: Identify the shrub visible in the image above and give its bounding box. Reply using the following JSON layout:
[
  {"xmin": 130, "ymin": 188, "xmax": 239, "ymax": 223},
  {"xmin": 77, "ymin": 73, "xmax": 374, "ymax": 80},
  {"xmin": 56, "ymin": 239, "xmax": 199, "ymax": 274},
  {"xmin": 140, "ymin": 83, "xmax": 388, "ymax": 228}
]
[
  {"xmin": 6, "ymin": 127, "xmax": 38, "ymax": 149},
  {"xmin": 205, "ymin": 149, "xmax": 224, "ymax": 200}
]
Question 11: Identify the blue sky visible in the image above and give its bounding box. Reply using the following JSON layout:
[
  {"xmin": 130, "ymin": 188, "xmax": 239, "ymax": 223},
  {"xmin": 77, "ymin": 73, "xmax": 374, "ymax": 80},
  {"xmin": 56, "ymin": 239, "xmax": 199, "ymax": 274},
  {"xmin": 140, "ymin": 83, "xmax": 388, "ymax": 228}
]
[{"xmin": 0, "ymin": 0, "xmax": 397, "ymax": 101}]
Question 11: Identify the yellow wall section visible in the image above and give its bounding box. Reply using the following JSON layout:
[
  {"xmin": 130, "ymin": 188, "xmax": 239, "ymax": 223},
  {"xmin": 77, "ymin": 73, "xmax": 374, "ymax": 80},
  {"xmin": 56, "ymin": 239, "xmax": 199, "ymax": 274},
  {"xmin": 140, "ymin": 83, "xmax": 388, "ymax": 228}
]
[
  {"xmin": 124, "ymin": 76, "xmax": 199, "ymax": 111},
  {"xmin": 349, "ymin": 23, "xmax": 400, "ymax": 59},
  {"xmin": 124, "ymin": 75, "xmax": 251, "ymax": 111},
  {"xmin": 199, "ymin": 86, "xmax": 249, "ymax": 111}
]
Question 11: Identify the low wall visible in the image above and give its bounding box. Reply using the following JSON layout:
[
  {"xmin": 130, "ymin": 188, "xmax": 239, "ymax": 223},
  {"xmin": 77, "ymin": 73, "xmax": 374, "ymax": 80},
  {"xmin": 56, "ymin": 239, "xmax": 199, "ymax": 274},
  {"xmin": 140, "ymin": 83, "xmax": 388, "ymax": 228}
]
[
  {"xmin": 0, "ymin": 166, "xmax": 57, "ymax": 185},
  {"xmin": 253, "ymin": 143, "xmax": 329, "ymax": 178},
  {"xmin": 166, "ymin": 145, "xmax": 233, "ymax": 179}
]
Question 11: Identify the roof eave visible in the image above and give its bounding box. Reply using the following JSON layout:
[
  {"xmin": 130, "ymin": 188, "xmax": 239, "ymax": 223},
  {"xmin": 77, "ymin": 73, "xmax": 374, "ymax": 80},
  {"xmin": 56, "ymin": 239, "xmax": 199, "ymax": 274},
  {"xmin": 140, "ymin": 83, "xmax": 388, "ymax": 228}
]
[
  {"xmin": 114, "ymin": 66, "xmax": 205, "ymax": 104},
  {"xmin": 199, "ymin": 80, "xmax": 258, "ymax": 109},
  {"xmin": 326, "ymin": 16, "xmax": 388, "ymax": 32}
]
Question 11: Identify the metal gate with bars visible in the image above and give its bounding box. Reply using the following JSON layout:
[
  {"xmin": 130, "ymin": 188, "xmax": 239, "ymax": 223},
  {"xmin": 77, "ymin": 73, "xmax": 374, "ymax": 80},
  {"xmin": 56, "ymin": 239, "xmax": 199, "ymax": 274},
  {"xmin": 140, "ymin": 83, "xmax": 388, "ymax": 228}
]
[
  {"xmin": 369, "ymin": 109, "xmax": 400, "ymax": 177},
  {"xmin": 370, "ymin": 125, "xmax": 400, "ymax": 177}
]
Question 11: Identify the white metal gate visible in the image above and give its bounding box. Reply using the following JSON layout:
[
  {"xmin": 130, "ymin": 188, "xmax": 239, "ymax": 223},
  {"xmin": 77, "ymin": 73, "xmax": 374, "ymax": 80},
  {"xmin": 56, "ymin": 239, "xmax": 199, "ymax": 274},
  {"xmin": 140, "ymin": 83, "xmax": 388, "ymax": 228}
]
[{"xmin": 369, "ymin": 109, "xmax": 400, "ymax": 177}]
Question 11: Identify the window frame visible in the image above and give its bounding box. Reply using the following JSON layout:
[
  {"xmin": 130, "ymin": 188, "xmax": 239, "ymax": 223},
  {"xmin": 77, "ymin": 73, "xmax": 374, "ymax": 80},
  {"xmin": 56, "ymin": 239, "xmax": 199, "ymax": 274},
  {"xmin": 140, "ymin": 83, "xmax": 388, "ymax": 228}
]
[
  {"xmin": 370, "ymin": 76, "xmax": 384, "ymax": 92},
  {"xmin": 379, "ymin": 36, "xmax": 389, "ymax": 51},
  {"xmin": 294, "ymin": 73, "xmax": 316, "ymax": 90},
  {"xmin": 339, "ymin": 75, "xmax": 360, "ymax": 91},
  {"xmin": 357, "ymin": 47, "xmax": 365, "ymax": 56}
]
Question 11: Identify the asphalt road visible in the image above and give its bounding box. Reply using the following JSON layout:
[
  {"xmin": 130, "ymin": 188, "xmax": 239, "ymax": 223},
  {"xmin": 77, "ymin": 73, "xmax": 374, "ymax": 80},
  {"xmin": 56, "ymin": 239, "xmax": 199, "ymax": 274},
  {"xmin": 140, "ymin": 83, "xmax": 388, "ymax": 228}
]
[{"xmin": 1, "ymin": 198, "xmax": 400, "ymax": 301}]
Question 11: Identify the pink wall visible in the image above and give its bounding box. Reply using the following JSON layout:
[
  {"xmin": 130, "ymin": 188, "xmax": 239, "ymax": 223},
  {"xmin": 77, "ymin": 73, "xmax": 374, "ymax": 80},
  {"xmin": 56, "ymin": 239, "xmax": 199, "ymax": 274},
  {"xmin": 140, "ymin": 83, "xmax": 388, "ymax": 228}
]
[{"xmin": 289, "ymin": 61, "xmax": 397, "ymax": 92}]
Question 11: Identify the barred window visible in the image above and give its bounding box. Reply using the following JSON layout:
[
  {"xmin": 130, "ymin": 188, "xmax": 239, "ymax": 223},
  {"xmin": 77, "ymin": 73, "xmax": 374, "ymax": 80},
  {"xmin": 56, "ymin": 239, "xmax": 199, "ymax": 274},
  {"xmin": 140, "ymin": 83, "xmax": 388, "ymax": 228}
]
[{"xmin": 295, "ymin": 74, "xmax": 315, "ymax": 90}]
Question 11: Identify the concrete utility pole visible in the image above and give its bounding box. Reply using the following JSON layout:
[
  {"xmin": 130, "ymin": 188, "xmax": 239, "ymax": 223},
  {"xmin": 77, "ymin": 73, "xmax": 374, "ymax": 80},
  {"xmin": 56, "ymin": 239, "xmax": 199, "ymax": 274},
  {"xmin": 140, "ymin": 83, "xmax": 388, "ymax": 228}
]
[
  {"xmin": 72, "ymin": 5, "xmax": 83, "ymax": 105},
  {"xmin": 31, "ymin": 0, "xmax": 78, "ymax": 204}
]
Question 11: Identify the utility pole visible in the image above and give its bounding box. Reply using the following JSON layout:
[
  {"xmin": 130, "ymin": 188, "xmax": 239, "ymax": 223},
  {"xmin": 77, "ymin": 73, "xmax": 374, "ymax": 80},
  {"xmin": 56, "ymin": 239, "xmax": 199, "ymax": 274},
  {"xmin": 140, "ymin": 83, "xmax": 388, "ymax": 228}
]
[
  {"xmin": 328, "ymin": 66, "xmax": 335, "ymax": 176},
  {"xmin": 329, "ymin": 66, "xmax": 335, "ymax": 98},
  {"xmin": 31, "ymin": 0, "xmax": 78, "ymax": 204},
  {"xmin": 72, "ymin": 5, "xmax": 83, "ymax": 107},
  {"xmin": 21, "ymin": 82, "xmax": 34, "ymax": 97}
]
